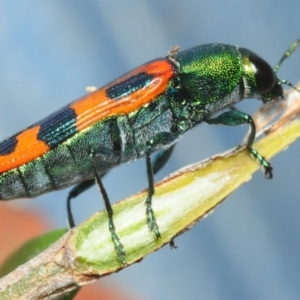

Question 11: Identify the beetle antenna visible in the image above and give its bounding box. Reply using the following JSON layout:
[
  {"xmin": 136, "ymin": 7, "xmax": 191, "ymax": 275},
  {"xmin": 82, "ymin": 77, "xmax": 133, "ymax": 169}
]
[
  {"xmin": 279, "ymin": 79, "xmax": 300, "ymax": 92},
  {"xmin": 273, "ymin": 39, "xmax": 300, "ymax": 73}
]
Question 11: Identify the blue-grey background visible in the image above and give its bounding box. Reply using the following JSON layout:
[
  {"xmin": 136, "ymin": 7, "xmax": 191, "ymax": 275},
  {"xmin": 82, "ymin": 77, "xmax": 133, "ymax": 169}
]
[{"xmin": 1, "ymin": 1, "xmax": 300, "ymax": 299}]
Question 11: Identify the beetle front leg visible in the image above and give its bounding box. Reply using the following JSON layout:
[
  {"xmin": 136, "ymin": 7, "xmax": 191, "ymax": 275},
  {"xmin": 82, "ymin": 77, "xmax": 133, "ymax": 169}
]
[{"xmin": 206, "ymin": 110, "xmax": 273, "ymax": 178}]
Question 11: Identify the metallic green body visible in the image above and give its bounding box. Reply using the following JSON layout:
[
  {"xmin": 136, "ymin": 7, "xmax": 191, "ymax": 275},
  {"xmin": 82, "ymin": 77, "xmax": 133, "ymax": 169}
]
[{"xmin": 0, "ymin": 44, "xmax": 282, "ymax": 199}]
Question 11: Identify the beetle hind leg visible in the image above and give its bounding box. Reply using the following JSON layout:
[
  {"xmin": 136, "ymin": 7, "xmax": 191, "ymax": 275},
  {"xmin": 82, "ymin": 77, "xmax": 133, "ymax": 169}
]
[
  {"xmin": 92, "ymin": 166, "xmax": 126, "ymax": 265},
  {"xmin": 67, "ymin": 179, "xmax": 95, "ymax": 228}
]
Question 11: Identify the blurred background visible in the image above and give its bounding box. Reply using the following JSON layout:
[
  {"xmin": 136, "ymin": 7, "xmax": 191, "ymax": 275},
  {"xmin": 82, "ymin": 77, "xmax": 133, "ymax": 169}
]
[{"xmin": 0, "ymin": 1, "xmax": 300, "ymax": 299}]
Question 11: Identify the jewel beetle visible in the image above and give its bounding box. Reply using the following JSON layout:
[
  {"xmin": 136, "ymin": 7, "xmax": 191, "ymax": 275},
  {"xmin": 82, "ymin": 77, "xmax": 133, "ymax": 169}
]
[{"xmin": 0, "ymin": 40, "xmax": 299, "ymax": 264}]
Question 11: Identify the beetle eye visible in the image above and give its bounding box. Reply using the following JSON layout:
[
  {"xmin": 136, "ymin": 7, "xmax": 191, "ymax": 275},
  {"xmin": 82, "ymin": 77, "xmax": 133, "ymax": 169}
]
[{"xmin": 248, "ymin": 53, "xmax": 277, "ymax": 94}]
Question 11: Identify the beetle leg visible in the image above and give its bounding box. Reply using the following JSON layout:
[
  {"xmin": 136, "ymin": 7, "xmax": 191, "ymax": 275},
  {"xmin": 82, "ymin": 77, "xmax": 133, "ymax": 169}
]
[
  {"xmin": 206, "ymin": 110, "xmax": 273, "ymax": 178},
  {"xmin": 67, "ymin": 179, "xmax": 97, "ymax": 228},
  {"xmin": 152, "ymin": 145, "xmax": 177, "ymax": 248},
  {"xmin": 92, "ymin": 164, "xmax": 126, "ymax": 265},
  {"xmin": 145, "ymin": 133, "xmax": 178, "ymax": 239},
  {"xmin": 145, "ymin": 150, "xmax": 160, "ymax": 238},
  {"xmin": 66, "ymin": 146, "xmax": 126, "ymax": 264},
  {"xmin": 67, "ymin": 168, "xmax": 126, "ymax": 265}
]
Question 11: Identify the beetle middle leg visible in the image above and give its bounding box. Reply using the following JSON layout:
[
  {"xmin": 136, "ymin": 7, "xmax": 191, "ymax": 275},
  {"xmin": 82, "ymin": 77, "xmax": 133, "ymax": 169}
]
[{"xmin": 145, "ymin": 132, "xmax": 178, "ymax": 239}]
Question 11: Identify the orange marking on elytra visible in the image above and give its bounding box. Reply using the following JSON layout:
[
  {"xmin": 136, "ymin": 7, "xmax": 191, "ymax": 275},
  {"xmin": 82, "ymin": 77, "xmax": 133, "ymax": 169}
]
[
  {"xmin": 0, "ymin": 126, "xmax": 50, "ymax": 173},
  {"xmin": 0, "ymin": 59, "xmax": 175, "ymax": 174},
  {"xmin": 71, "ymin": 59, "xmax": 175, "ymax": 131}
]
